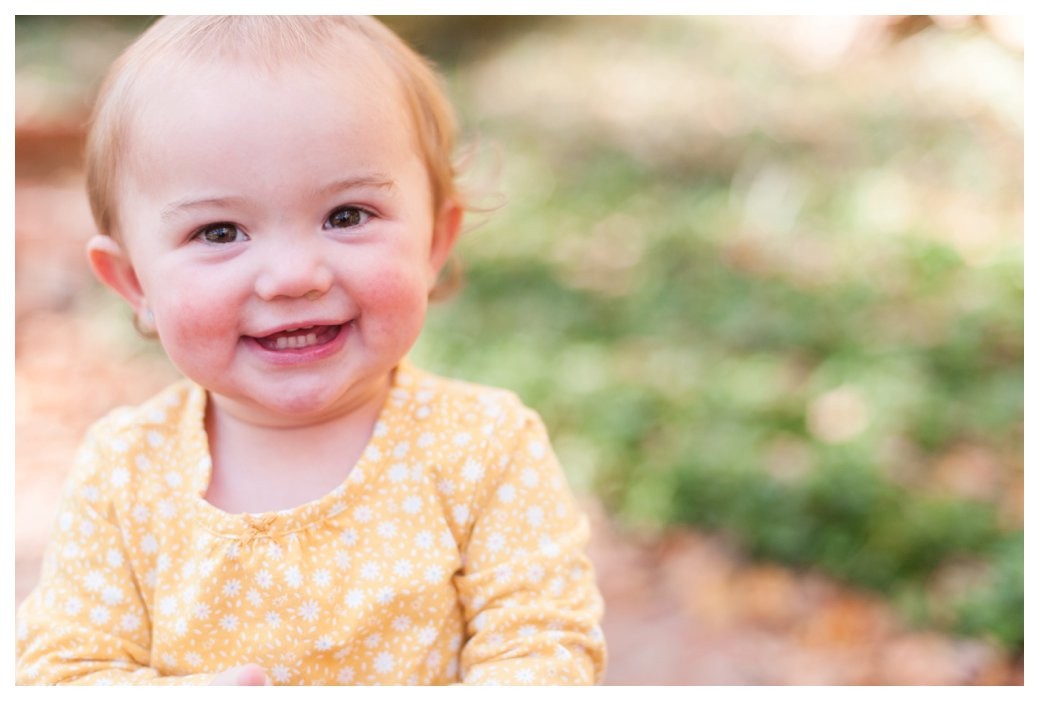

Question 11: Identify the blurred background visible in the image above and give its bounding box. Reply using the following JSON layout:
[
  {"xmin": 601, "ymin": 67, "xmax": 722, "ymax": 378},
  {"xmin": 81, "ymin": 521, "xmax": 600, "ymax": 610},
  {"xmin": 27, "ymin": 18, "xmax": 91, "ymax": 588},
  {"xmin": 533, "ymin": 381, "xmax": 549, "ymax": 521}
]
[{"xmin": 15, "ymin": 16, "xmax": 1023, "ymax": 684}]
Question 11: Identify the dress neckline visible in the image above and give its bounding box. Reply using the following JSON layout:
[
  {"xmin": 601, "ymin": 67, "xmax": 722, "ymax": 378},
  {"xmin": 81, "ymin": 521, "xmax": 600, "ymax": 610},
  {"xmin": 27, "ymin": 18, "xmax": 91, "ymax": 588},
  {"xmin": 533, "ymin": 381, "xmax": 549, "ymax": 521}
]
[{"xmin": 183, "ymin": 360, "xmax": 419, "ymax": 541}]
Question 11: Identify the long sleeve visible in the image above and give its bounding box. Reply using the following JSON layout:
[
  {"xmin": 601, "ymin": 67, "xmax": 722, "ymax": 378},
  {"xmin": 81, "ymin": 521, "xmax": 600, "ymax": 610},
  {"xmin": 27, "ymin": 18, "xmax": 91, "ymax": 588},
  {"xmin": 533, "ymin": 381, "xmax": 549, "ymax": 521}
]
[
  {"xmin": 452, "ymin": 408, "xmax": 606, "ymax": 685},
  {"xmin": 16, "ymin": 423, "xmax": 216, "ymax": 686}
]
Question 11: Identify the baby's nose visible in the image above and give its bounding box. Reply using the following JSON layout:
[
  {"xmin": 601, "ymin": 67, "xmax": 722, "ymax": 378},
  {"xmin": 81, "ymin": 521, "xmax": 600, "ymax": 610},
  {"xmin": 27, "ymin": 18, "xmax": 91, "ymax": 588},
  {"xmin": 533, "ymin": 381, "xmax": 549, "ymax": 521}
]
[{"xmin": 254, "ymin": 240, "xmax": 333, "ymax": 301}]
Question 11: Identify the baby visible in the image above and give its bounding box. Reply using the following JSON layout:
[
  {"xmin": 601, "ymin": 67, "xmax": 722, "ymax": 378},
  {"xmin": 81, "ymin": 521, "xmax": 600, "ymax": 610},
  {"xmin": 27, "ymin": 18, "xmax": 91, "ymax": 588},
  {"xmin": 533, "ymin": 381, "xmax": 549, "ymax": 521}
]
[{"xmin": 16, "ymin": 16, "xmax": 605, "ymax": 686}]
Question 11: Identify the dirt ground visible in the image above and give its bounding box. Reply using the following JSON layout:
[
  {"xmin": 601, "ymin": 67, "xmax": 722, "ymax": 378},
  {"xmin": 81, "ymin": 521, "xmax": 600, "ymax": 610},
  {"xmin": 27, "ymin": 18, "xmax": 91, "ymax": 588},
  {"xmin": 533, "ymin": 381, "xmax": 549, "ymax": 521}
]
[{"xmin": 13, "ymin": 130, "xmax": 1023, "ymax": 686}]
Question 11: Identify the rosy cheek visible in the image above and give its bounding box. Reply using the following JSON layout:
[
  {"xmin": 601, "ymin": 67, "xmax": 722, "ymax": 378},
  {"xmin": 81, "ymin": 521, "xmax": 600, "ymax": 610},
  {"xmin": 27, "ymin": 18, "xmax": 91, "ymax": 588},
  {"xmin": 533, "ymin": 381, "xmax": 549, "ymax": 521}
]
[
  {"xmin": 155, "ymin": 295, "xmax": 237, "ymax": 360},
  {"xmin": 359, "ymin": 265, "xmax": 429, "ymax": 331}
]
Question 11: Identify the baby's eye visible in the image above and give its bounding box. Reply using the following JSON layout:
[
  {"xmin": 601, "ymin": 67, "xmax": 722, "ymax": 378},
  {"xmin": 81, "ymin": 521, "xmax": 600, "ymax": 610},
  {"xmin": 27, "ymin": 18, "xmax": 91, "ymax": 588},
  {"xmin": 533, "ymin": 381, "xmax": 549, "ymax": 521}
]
[
  {"xmin": 194, "ymin": 223, "xmax": 246, "ymax": 244},
  {"xmin": 325, "ymin": 206, "xmax": 372, "ymax": 230}
]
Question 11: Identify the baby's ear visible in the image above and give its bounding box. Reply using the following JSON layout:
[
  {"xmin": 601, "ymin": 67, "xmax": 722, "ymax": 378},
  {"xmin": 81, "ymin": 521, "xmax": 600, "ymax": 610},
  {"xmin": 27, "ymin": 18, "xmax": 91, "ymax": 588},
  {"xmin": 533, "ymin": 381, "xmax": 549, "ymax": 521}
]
[
  {"xmin": 427, "ymin": 199, "xmax": 463, "ymax": 280},
  {"xmin": 86, "ymin": 235, "xmax": 147, "ymax": 314}
]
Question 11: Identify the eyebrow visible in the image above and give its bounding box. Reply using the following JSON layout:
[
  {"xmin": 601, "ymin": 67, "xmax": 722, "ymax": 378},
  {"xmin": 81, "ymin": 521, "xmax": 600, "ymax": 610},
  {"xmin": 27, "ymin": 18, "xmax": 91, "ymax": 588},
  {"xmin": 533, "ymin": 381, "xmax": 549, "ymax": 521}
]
[
  {"xmin": 320, "ymin": 175, "xmax": 397, "ymax": 196},
  {"xmin": 160, "ymin": 196, "xmax": 247, "ymax": 223},
  {"xmin": 159, "ymin": 175, "xmax": 397, "ymax": 223}
]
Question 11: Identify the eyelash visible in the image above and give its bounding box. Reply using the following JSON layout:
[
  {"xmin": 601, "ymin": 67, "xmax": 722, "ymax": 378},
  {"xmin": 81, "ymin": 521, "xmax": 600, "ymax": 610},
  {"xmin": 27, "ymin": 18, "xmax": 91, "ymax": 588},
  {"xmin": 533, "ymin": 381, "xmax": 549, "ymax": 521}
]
[
  {"xmin": 192, "ymin": 222, "xmax": 245, "ymax": 245},
  {"xmin": 324, "ymin": 206, "xmax": 374, "ymax": 230}
]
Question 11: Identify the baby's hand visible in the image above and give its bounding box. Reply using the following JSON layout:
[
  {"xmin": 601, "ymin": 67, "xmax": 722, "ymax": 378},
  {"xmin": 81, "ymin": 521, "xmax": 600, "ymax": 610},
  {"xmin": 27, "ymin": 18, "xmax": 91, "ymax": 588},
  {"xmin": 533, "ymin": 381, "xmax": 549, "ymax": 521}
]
[{"xmin": 209, "ymin": 663, "xmax": 272, "ymax": 686}]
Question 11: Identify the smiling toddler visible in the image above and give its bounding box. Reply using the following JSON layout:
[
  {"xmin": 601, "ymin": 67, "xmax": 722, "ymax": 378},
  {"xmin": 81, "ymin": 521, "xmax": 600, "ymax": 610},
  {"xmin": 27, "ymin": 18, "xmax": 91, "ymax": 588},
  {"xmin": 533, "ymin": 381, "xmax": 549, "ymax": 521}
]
[{"xmin": 15, "ymin": 16, "xmax": 606, "ymax": 686}]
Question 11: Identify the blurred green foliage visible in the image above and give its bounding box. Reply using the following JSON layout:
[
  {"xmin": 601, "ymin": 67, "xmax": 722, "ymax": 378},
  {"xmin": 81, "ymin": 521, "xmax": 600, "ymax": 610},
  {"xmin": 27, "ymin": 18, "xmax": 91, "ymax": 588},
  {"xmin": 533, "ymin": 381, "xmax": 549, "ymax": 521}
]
[
  {"xmin": 404, "ymin": 17, "xmax": 1023, "ymax": 650},
  {"xmin": 951, "ymin": 533, "xmax": 1024, "ymax": 649}
]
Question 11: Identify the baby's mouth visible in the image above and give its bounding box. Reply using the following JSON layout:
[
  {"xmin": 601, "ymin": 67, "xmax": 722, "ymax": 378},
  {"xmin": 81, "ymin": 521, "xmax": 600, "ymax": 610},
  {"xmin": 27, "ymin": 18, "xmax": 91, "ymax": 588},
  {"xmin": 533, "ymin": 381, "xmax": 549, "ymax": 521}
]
[{"xmin": 252, "ymin": 324, "xmax": 343, "ymax": 351}]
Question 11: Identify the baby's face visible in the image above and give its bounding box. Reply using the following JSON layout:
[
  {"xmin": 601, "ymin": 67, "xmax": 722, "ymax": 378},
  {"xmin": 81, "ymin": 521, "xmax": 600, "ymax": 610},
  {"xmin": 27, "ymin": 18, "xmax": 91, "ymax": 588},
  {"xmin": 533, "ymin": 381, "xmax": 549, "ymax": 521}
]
[{"xmin": 111, "ymin": 49, "xmax": 457, "ymax": 426}]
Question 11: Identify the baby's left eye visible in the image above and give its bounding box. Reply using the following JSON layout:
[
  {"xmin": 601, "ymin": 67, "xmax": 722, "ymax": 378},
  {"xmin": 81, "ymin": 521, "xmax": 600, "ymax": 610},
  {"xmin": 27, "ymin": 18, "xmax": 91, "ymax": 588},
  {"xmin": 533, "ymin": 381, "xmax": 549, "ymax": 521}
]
[{"xmin": 325, "ymin": 206, "xmax": 372, "ymax": 230}]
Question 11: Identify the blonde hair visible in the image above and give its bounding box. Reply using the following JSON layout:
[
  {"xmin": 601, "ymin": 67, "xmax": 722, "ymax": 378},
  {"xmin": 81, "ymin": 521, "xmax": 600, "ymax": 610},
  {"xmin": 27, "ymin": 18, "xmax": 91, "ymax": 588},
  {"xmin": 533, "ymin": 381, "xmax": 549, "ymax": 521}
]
[{"xmin": 86, "ymin": 16, "xmax": 465, "ymax": 296}]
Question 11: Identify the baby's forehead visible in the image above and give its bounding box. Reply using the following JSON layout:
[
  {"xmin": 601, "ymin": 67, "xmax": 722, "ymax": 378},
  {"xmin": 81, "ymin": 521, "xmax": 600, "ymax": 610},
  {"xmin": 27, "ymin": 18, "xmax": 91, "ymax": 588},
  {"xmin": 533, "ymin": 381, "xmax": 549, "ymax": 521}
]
[
  {"xmin": 114, "ymin": 43, "xmax": 423, "ymax": 197},
  {"xmin": 125, "ymin": 36, "xmax": 414, "ymax": 142}
]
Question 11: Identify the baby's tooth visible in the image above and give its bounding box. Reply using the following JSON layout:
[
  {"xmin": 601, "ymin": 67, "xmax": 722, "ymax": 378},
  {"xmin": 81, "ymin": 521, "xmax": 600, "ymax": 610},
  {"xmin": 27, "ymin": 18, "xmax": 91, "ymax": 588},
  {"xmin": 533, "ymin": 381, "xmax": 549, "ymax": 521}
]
[{"xmin": 270, "ymin": 332, "xmax": 320, "ymax": 350}]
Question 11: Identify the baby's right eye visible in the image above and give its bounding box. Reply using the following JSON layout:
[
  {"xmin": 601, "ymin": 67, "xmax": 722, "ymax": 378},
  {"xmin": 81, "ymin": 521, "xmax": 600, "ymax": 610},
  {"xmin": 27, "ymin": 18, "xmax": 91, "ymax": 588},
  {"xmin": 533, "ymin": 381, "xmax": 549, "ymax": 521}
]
[{"xmin": 194, "ymin": 223, "xmax": 246, "ymax": 244}]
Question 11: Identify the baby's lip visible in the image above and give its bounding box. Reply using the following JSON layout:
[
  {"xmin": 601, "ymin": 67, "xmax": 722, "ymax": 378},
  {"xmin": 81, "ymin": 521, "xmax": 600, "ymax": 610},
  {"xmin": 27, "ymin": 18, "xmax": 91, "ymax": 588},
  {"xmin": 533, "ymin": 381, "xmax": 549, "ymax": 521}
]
[
  {"xmin": 248, "ymin": 323, "xmax": 345, "ymax": 352},
  {"xmin": 247, "ymin": 320, "xmax": 347, "ymax": 339}
]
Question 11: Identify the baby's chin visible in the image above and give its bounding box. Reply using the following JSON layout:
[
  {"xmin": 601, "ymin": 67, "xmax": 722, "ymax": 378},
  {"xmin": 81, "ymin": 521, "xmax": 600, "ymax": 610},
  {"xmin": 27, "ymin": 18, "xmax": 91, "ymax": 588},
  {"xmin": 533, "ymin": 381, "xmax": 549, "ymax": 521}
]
[{"xmin": 205, "ymin": 374, "xmax": 393, "ymax": 430}]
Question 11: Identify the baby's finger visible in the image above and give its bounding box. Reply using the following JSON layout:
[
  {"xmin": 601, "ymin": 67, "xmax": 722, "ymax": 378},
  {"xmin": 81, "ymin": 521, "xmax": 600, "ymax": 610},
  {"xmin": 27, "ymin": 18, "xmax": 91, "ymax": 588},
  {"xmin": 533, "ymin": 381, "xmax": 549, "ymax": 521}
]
[{"xmin": 209, "ymin": 663, "xmax": 272, "ymax": 686}]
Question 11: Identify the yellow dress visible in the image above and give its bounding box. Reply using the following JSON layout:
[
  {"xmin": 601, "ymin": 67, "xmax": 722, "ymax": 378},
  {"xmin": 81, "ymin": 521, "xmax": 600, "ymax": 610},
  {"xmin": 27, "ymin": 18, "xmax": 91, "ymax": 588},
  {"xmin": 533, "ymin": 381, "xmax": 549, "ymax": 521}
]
[{"xmin": 16, "ymin": 360, "xmax": 606, "ymax": 685}]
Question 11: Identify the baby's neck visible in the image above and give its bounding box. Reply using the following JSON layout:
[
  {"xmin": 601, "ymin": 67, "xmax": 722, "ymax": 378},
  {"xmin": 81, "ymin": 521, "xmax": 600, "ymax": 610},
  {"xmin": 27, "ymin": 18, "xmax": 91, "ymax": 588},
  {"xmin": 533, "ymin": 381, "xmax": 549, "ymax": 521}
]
[{"xmin": 201, "ymin": 387, "xmax": 388, "ymax": 515}]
